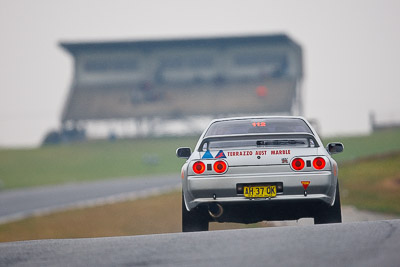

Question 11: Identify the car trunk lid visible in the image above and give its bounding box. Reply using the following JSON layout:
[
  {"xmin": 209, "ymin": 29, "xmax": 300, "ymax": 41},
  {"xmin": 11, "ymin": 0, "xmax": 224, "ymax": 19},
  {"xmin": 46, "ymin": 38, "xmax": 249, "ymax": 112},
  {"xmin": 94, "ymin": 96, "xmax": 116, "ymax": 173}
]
[{"xmin": 200, "ymin": 147, "xmax": 319, "ymax": 166}]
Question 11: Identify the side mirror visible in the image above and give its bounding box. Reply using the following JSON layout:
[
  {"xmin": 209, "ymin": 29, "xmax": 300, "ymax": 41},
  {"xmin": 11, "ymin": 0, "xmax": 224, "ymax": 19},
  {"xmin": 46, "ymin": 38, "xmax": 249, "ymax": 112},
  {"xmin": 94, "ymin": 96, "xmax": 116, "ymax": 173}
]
[
  {"xmin": 176, "ymin": 147, "xmax": 191, "ymax": 159},
  {"xmin": 326, "ymin": 143, "xmax": 344, "ymax": 154}
]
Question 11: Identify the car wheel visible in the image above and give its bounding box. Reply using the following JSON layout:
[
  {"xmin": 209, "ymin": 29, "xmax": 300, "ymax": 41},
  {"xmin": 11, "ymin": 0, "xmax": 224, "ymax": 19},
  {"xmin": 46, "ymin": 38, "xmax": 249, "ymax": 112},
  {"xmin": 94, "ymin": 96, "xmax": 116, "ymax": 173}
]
[
  {"xmin": 182, "ymin": 193, "xmax": 209, "ymax": 232},
  {"xmin": 314, "ymin": 182, "xmax": 342, "ymax": 224}
]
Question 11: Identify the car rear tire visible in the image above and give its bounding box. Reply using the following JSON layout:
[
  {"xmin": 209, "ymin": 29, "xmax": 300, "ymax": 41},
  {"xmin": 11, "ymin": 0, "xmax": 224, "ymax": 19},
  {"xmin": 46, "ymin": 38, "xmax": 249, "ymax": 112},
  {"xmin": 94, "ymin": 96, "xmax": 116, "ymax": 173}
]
[
  {"xmin": 182, "ymin": 193, "xmax": 209, "ymax": 232},
  {"xmin": 314, "ymin": 182, "xmax": 342, "ymax": 224}
]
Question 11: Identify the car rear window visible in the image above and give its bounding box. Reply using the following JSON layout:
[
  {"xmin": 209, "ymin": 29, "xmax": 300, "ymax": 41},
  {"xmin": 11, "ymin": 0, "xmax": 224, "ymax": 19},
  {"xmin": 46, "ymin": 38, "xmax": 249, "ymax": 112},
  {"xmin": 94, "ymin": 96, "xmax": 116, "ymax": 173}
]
[
  {"xmin": 204, "ymin": 118, "xmax": 312, "ymax": 137},
  {"xmin": 204, "ymin": 137, "xmax": 315, "ymax": 150}
]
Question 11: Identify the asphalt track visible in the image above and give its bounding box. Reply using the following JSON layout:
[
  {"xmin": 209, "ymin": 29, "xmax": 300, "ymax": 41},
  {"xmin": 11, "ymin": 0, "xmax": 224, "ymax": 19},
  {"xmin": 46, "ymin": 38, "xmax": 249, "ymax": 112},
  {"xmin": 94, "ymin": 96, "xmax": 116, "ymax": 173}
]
[
  {"xmin": 0, "ymin": 175, "xmax": 180, "ymax": 224},
  {"xmin": 0, "ymin": 219, "xmax": 399, "ymax": 267}
]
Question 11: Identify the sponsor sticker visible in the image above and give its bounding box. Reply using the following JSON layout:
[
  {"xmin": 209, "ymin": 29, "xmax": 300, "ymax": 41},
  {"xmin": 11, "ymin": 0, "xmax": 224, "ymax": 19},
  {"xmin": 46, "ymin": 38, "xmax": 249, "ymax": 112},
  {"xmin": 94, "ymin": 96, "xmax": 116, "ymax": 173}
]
[
  {"xmin": 271, "ymin": 150, "xmax": 291, "ymax": 155},
  {"xmin": 215, "ymin": 150, "xmax": 227, "ymax": 158},
  {"xmin": 202, "ymin": 150, "xmax": 214, "ymax": 159},
  {"xmin": 227, "ymin": 151, "xmax": 252, "ymax": 157},
  {"xmin": 226, "ymin": 150, "xmax": 268, "ymax": 157}
]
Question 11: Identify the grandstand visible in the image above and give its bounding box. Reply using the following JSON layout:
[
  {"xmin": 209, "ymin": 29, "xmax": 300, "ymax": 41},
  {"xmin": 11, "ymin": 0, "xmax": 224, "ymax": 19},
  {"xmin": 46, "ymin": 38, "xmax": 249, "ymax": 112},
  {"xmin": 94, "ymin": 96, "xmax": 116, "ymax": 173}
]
[{"xmin": 56, "ymin": 34, "xmax": 303, "ymax": 140}]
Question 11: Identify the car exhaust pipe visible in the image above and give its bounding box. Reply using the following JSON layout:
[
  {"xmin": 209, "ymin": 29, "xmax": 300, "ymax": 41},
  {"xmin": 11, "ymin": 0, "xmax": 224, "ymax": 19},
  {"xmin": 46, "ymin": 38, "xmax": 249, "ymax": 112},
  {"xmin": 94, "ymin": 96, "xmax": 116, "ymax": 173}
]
[{"xmin": 208, "ymin": 203, "xmax": 223, "ymax": 218}]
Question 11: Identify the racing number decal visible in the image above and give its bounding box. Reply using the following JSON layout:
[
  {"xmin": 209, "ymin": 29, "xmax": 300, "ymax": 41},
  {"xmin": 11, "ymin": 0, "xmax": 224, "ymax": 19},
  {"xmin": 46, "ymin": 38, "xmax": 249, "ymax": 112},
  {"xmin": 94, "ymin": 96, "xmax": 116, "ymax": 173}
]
[{"xmin": 252, "ymin": 122, "xmax": 266, "ymax": 127}]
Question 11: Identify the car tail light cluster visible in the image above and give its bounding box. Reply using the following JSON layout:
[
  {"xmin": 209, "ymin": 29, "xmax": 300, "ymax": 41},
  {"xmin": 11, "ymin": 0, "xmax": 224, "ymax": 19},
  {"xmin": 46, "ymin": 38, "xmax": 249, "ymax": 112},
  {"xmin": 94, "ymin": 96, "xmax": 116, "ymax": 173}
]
[
  {"xmin": 214, "ymin": 161, "xmax": 227, "ymax": 173},
  {"xmin": 312, "ymin": 157, "xmax": 326, "ymax": 170},
  {"xmin": 193, "ymin": 161, "xmax": 206, "ymax": 174},
  {"xmin": 192, "ymin": 160, "xmax": 228, "ymax": 175},
  {"xmin": 291, "ymin": 157, "xmax": 326, "ymax": 171}
]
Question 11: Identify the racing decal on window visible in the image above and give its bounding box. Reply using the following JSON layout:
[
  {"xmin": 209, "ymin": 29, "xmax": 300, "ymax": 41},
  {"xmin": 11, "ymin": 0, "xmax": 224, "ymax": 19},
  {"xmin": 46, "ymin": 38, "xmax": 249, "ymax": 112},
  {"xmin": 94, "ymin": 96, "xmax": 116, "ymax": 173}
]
[
  {"xmin": 271, "ymin": 149, "xmax": 291, "ymax": 155},
  {"xmin": 252, "ymin": 122, "xmax": 266, "ymax": 127},
  {"xmin": 215, "ymin": 150, "xmax": 227, "ymax": 158},
  {"xmin": 202, "ymin": 150, "xmax": 214, "ymax": 159}
]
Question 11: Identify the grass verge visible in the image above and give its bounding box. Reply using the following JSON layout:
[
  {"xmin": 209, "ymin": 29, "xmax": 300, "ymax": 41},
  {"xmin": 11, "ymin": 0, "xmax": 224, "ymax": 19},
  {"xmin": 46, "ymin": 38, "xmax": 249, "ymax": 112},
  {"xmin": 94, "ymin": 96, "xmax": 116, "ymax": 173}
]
[
  {"xmin": 323, "ymin": 128, "xmax": 400, "ymax": 163},
  {"xmin": 340, "ymin": 151, "xmax": 400, "ymax": 214},
  {"xmin": 0, "ymin": 136, "xmax": 197, "ymax": 189}
]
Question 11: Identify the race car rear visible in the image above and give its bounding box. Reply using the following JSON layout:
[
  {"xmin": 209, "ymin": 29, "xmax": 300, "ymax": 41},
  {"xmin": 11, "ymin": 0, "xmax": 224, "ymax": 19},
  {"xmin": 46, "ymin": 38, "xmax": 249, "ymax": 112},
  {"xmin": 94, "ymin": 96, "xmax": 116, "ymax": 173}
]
[{"xmin": 177, "ymin": 117, "xmax": 343, "ymax": 231}]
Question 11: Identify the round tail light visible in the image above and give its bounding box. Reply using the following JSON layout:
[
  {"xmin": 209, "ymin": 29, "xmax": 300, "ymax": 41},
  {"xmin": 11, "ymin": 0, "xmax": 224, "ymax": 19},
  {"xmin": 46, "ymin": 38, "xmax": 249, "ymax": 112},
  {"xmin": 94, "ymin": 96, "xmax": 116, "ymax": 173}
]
[
  {"xmin": 193, "ymin": 161, "xmax": 205, "ymax": 174},
  {"xmin": 213, "ymin": 160, "xmax": 227, "ymax": 173},
  {"xmin": 292, "ymin": 158, "xmax": 305, "ymax": 171},
  {"xmin": 313, "ymin": 157, "xmax": 326, "ymax": 170}
]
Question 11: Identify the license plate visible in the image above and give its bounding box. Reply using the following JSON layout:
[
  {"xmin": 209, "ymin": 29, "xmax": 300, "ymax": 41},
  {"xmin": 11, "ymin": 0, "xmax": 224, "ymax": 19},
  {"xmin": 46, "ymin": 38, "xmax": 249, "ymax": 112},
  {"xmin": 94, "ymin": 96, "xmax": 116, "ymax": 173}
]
[{"xmin": 244, "ymin": 185, "xmax": 277, "ymax": 198}]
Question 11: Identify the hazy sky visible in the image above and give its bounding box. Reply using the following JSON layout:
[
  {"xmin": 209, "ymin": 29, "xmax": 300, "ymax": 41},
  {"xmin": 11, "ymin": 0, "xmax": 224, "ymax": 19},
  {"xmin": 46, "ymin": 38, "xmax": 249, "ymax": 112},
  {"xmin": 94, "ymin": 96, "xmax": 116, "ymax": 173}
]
[{"xmin": 1, "ymin": 0, "xmax": 399, "ymax": 147}]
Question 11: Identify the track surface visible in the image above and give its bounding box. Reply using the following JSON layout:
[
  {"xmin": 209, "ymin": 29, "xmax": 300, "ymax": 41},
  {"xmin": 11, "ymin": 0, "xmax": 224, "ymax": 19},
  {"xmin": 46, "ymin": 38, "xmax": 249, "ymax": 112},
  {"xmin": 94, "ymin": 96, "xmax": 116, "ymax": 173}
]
[
  {"xmin": 1, "ymin": 219, "xmax": 399, "ymax": 267},
  {"xmin": 0, "ymin": 175, "xmax": 180, "ymax": 224}
]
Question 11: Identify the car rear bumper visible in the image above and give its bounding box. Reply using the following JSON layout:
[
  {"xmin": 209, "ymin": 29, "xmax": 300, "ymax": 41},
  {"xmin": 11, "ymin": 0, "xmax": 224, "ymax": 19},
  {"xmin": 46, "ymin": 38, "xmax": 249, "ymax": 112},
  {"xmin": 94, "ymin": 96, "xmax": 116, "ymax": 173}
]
[{"xmin": 184, "ymin": 170, "xmax": 336, "ymax": 210}]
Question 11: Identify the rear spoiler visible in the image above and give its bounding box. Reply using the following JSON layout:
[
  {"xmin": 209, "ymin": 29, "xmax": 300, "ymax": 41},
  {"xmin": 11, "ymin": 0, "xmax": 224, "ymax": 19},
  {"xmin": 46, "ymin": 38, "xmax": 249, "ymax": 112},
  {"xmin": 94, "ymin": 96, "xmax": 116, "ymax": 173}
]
[{"xmin": 199, "ymin": 133, "xmax": 319, "ymax": 151}]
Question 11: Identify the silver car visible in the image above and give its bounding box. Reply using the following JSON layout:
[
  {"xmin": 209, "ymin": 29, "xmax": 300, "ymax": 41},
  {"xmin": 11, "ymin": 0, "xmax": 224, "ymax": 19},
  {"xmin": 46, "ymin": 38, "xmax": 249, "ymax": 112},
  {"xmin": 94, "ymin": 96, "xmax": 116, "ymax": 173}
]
[{"xmin": 177, "ymin": 116, "xmax": 344, "ymax": 232}]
